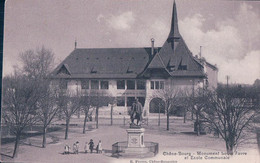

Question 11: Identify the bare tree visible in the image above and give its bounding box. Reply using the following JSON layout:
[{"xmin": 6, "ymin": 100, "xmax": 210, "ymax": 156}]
[
  {"xmin": 109, "ymin": 97, "xmax": 116, "ymax": 126},
  {"xmin": 186, "ymin": 88, "xmax": 208, "ymax": 135},
  {"xmin": 2, "ymin": 75, "xmax": 40, "ymax": 158},
  {"xmin": 81, "ymin": 91, "xmax": 92, "ymax": 134},
  {"xmin": 90, "ymin": 91, "xmax": 112, "ymax": 129},
  {"xmin": 19, "ymin": 46, "xmax": 57, "ymax": 147},
  {"xmin": 155, "ymin": 87, "xmax": 183, "ymax": 131},
  {"xmin": 37, "ymin": 83, "xmax": 59, "ymax": 147},
  {"xmin": 57, "ymin": 90, "xmax": 81, "ymax": 139},
  {"xmin": 19, "ymin": 46, "xmax": 54, "ymax": 79},
  {"xmin": 202, "ymin": 88, "xmax": 259, "ymax": 154}
]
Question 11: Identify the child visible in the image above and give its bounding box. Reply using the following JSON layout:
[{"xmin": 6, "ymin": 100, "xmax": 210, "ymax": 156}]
[
  {"xmin": 97, "ymin": 140, "xmax": 102, "ymax": 153},
  {"xmin": 84, "ymin": 142, "xmax": 89, "ymax": 153},
  {"xmin": 88, "ymin": 139, "xmax": 94, "ymax": 153},
  {"xmin": 75, "ymin": 141, "xmax": 79, "ymax": 154},
  {"xmin": 64, "ymin": 144, "xmax": 70, "ymax": 154},
  {"xmin": 73, "ymin": 143, "xmax": 77, "ymax": 154}
]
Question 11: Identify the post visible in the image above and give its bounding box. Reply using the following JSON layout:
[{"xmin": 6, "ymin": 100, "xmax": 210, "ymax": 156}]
[
  {"xmin": 158, "ymin": 103, "xmax": 161, "ymax": 126},
  {"xmin": 192, "ymin": 79, "xmax": 195, "ymax": 120},
  {"xmin": 110, "ymin": 105, "xmax": 113, "ymax": 126},
  {"xmin": 96, "ymin": 107, "xmax": 99, "ymax": 129},
  {"xmin": 123, "ymin": 116, "xmax": 125, "ymax": 126},
  {"xmin": 226, "ymin": 75, "xmax": 229, "ymax": 88}
]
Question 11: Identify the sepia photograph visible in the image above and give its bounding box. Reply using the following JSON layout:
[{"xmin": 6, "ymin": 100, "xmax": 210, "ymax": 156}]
[{"xmin": 1, "ymin": 0, "xmax": 260, "ymax": 162}]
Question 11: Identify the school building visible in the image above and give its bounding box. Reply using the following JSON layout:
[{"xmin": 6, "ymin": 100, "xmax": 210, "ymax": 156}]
[{"xmin": 49, "ymin": 1, "xmax": 218, "ymax": 116}]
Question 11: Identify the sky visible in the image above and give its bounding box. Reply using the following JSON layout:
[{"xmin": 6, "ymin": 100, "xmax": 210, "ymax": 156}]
[{"xmin": 3, "ymin": 0, "xmax": 260, "ymax": 84}]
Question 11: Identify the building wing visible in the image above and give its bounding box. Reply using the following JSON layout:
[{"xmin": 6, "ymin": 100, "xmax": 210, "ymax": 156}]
[{"xmin": 50, "ymin": 48, "xmax": 152, "ymax": 79}]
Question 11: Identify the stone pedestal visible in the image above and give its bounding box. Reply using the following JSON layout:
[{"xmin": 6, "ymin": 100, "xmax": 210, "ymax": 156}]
[
  {"xmin": 127, "ymin": 128, "xmax": 145, "ymax": 148},
  {"xmin": 112, "ymin": 127, "xmax": 158, "ymax": 158}
]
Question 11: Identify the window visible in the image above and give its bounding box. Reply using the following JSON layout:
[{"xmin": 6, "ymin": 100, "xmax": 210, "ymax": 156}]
[
  {"xmin": 155, "ymin": 81, "xmax": 159, "ymax": 89},
  {"xmin": 151, "ymin": 80, "xmax": 164, "ymax": 90},
  {"xmin": 160, "ymin": 81, "xmax": 164, "ymax": 89},
  {"xmin": 168, "ymin": 66, "xmax": 175, "ymax": 72},
  {"xmin": 91, "ymin": 80, "xmax": 99, "ymax": 89},
  {"xmin": 59, "ymin": 80, "xmax": 67, "ymax": 89},
  {"xmin": 100, "ymin": 81, "xmax": 109, "ymax": 89},
  {"xmin": 81, "ymin": 80, "xmax": 89, "ymax": 89},
  {"xmin": 117, "ymin": 80, "xmax": 125, "ymax": 89},
  {"xmin": 127, "ymin": 80, "xmax": 135, "ymax": 90},
  {"xmin": 127, "ymin": 97, "xmax": 135, "ymax": 106},
  {"xmin": 117, "ymin": 96, "xmax": 125, "ymax": 106},
  {"xmin": 151, "ymin": 81, "xmax": 154, "ymax": 89},
  {"xmin": 137, "ymin": 80, "xmax": 146, "ymax": 90},
  {"xmin": 178, "ymin": 65, "xmax": 187, "ymax": 70}
]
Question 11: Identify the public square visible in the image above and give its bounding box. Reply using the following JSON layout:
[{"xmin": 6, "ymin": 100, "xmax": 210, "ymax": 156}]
[{"xmin": 1, "ymin": 114, "xmax": 259, "ymax": 163}]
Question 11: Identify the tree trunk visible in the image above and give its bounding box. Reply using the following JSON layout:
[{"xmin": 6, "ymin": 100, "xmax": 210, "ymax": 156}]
[
  {"xmin": 77, "ymin": 109, "xmax": 80, "ymax": 118},
  {"xmin": 83, "ymin": 112, "xmax": 88, "ymax": 134},
  {"xmin": 12, "ymin": 134, "xmax": 21, "ymax": 158},
  {"xmin": 226, "ymin": 142, "xmax": 234, "ymax": 155},
  {"xmin": 42, "ymin": 126, "xmax": 47, "ymax": 148},
  {"xmin": 65, "ymin": 118, "xmax": 70, "ymax": 139},
  {"xmin": 166, "ymin": 108, "xmax": 169, "ymax": 131},
  {"xmin": 196, "ymin": 112, "xmax": 200, "ymax": 136},
  {"xmin": 110, "ymin": 105, "xmax": 113, "ymax": 126},
  {"xmin": 183, "ymin": 108, "xmax": 186, "ymax": 123},
  {"xmin": 96, "ymin": 107, "xmax": 99, "ymax": 129},
  {"xmin": 191, "ymin": 107, "xmax": 194, "ymax": 120},
  {"xmin": 158, "ymin": 112, "xmax": 161, "ymax": 126}
]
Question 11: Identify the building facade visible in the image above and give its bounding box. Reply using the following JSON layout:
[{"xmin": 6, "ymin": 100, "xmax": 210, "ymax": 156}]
[{"xmin": 50, "ymin": 2, "xmax": 218, "ymax": 116}]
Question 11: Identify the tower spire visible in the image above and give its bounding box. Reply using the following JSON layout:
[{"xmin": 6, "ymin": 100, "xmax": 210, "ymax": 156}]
[{"xmin": 168, "ymin": 0, "xmax": 181, "ymax": 39}]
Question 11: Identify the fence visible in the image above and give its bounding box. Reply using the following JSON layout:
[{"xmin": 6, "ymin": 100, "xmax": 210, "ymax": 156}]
[{"xmin": 112, "ymin": 141, "xmax": 159, "ymax": 158}]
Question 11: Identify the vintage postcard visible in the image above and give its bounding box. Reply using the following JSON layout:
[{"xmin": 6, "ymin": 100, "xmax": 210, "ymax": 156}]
[{"xmin": 1, "ymin": 0, "xmax": 260, "ymax": 163}]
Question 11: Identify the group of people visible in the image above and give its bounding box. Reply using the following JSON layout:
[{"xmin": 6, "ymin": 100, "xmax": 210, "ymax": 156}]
[{"xmin": 63, "ymin": 139, "xmax": 102, "ymax": 154}]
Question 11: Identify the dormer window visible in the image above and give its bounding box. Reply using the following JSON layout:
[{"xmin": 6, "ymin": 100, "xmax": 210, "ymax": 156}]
[
  {"xmin": 178, "ymin": 65, "xmax": 187, "ymax": 70},
  {"xmin": 177, "ymin": 59, "xmax": 187, "ymax": 70},
  {"xmin": 91, "ymin": 67, "xmax": 97, "ymax": 73},
  {"xmin": 168, "ymin": 66, "xmax": 175, "ymax": 72},
  {"xmin": 126, "ymin": 67, "xmax": 133, "ymax": 73}
]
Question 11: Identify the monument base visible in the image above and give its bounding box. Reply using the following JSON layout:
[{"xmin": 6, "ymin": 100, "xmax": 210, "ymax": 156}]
[
  {"xmin": 127, "ymin": 128, "xmax": 145, "ymax": 148},
  {"xmin": 112, "ymin": 128, "xmax": 159, "ymax": 158}
]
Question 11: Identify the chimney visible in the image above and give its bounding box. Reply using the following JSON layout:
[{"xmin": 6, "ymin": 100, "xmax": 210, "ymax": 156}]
[
  {"xmin": 199, "ymin": 46, "xmax": 202, "ymax": 59},
  {"xmin": 151, "ymin": 38, "xmax": 155, "ymax": 56},
  {"xmin": 75, "ymin": 39, "xmax": 77, "ymax": 49}
]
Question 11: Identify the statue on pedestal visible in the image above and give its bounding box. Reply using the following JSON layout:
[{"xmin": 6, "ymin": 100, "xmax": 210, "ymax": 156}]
[{"xmin": 130, "ymin": 98, "xmax": 143, "ymax": 128}]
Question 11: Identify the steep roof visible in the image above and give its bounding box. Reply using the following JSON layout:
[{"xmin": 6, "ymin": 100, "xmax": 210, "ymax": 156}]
[
  {"xmin": 143, "ymin": 1, "xmax": 205, "ymax": 78},
  {"xmin": 51, "ymin": 1, "xmax": 211, "ymax": 80},
  {"xmin": 50, "ymin": 48, "xmax": 152, "ymax": 79}
]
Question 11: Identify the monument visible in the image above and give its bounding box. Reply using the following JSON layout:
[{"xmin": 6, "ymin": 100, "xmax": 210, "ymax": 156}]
[
  {"xmin": 126, "ymin": 99, "xmax": 145, "ymax": 150},
  {"xmin": 112, "ymin": 99, "xmax": 159, "ymax": 158}
]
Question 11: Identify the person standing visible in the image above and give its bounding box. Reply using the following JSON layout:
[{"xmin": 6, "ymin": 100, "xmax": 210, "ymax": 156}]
[
  {"xmin": 89, "ymin": 139, "xmax": 94, "ymax": 153},
  {"xmin": 84, "ymin": 142, "xmax": 89, "ymax": 153},
  {"xmin": 64, "ymin": 144, "xmax": 70, "ymax": 154},
  {"xmin": 97, "ymin": 140, "xmax": 102, "ymax": 153},
  {"xmin": 73, "ymin": 143, "xmax": 77, "ymax": 154},
  {"xmin": 75, "ymin": 141, "xmax": 79, "ymax": 154}
]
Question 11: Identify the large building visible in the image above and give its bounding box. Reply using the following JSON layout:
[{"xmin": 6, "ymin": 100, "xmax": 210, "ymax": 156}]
[{"xmin": 50, "ymin": 1, "xmax": 218, "ymax": 116}]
